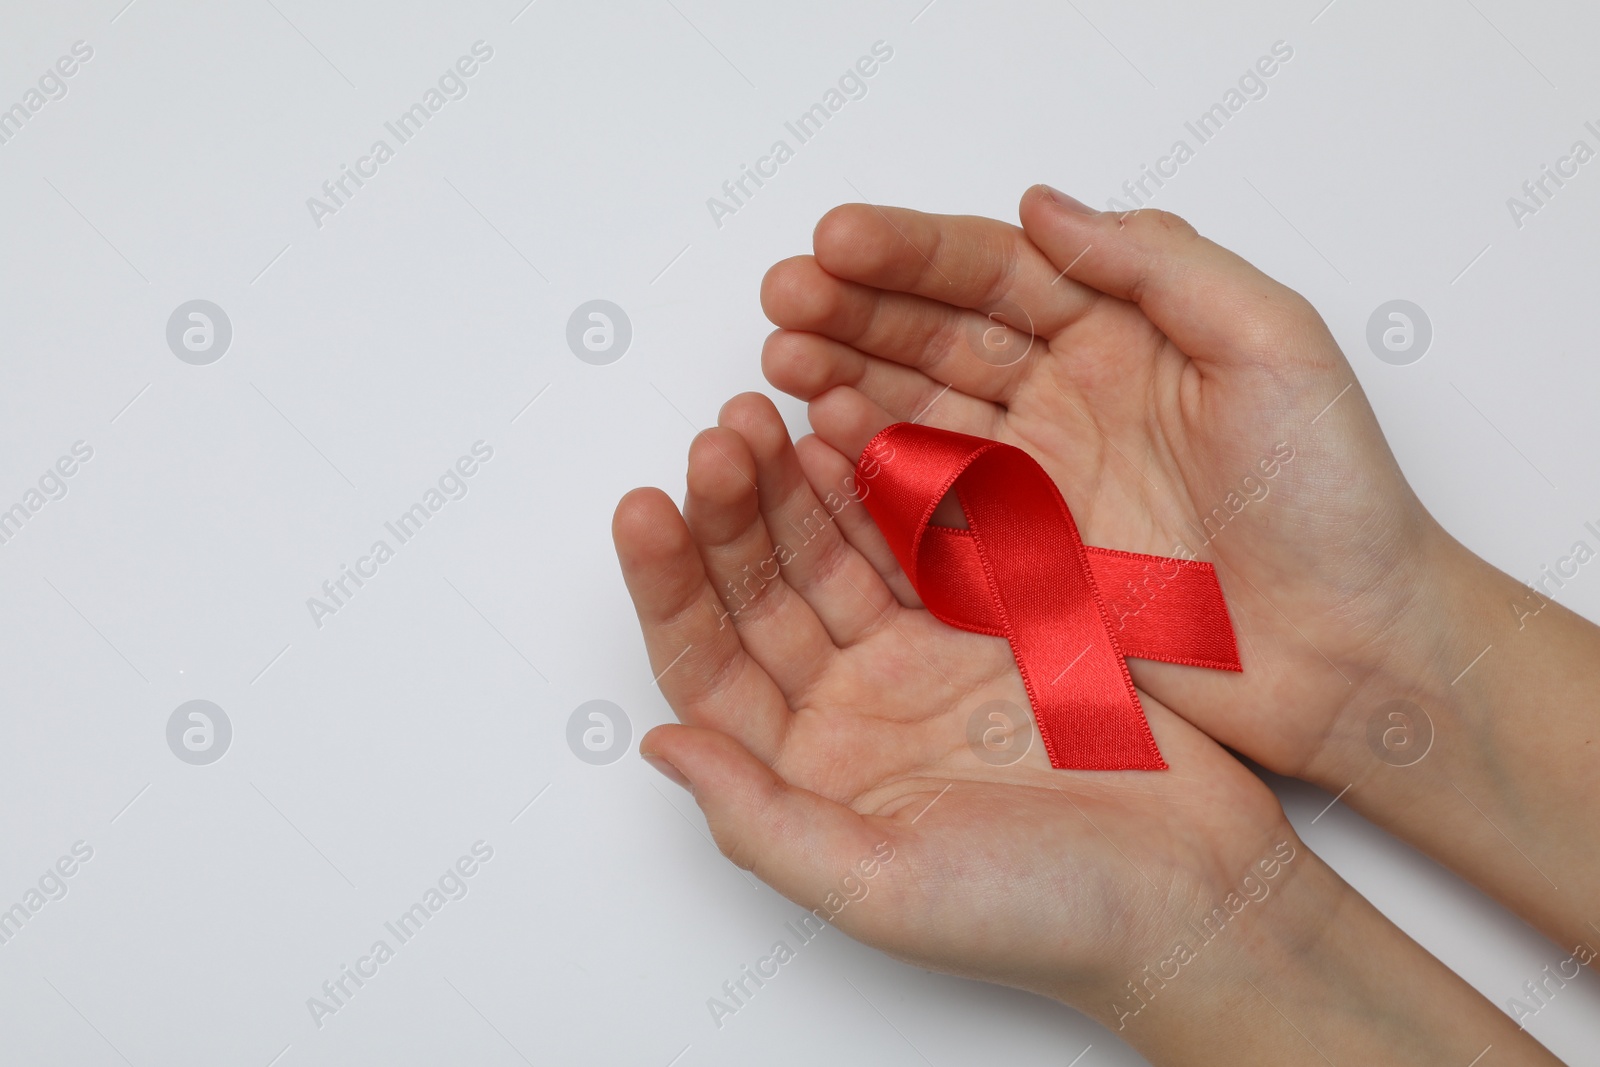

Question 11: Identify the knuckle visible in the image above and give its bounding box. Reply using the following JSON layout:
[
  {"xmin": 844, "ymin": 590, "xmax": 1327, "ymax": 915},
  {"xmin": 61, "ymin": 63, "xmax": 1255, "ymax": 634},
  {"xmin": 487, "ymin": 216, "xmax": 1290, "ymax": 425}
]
[
  {"xmin": 1233, "ymin": 288, "xmax": 1327, "ymax": 361},
  {"xmin": 695, "ymin": 640, "xmax": 751, "ymax": 703},
  {"xmin": 1132, "ymin": 208, "xmax": 1200, "ymax": 243},
  {"xmin": 802, "ymin": 528, "xmax": 856, "ymax": 590}
]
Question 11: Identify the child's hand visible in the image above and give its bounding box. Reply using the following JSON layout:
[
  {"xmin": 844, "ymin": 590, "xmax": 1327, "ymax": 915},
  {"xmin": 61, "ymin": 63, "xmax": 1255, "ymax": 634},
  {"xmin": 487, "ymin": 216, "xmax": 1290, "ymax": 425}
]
[
  {"xmin": 612, "ymin": 397, "xmax": 1557, "ymax": 1064},
  {"xmin": 759, "ymin": 187, "xmax": 1442, "ymax": 781},
  {"xmin": 613, "ymin": 394, "xmax": 1298, "ymax": 1011},
  {"xmin": 759, "ymin": 189, "xmax": 1600, "ymax": 955}
]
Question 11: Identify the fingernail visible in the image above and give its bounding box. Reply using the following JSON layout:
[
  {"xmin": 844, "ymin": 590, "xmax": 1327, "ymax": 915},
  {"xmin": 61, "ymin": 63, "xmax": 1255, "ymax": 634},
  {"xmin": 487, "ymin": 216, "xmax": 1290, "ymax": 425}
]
[
  {"xmin": 1040, "ymin": 185, "xmax": 1097, "ymax": 215},
  {"xmin": 643, "ymin": 752, "xmax": 693, "ymax": 794}
]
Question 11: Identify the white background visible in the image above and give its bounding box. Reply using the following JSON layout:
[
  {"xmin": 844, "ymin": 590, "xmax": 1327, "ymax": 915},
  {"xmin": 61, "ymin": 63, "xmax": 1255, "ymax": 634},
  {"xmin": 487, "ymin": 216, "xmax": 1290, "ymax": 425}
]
[{"xmin": 1, "ymin": 1, "xmax": 1598, "ymax": 1064}]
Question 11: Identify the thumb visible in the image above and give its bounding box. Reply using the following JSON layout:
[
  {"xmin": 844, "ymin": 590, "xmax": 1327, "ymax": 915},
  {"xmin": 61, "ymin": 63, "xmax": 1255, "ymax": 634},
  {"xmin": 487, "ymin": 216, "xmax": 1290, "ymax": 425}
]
[
  {"xmin": 641, "ymin": 724, "xmax": 898, "ymax": 914},
  {"xmin": 1017, "ymin": 184, "xmax": 1332, "ymax": 371}
]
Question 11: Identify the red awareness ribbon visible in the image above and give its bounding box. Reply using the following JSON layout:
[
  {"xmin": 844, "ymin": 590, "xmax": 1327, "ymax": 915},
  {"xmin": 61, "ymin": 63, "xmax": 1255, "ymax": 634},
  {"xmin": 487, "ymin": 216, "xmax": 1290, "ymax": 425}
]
[{"xmin": 856, "ymin": 423, "xmax": 1241, "ymax": 771}]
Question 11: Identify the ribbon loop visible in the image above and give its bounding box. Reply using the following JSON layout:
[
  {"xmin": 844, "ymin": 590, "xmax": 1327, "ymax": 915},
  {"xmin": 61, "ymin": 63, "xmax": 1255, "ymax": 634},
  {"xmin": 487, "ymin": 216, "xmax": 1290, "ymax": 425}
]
[{"xmin": 857, "ymin": 423, "xmax": 1241, "ymax": 771}]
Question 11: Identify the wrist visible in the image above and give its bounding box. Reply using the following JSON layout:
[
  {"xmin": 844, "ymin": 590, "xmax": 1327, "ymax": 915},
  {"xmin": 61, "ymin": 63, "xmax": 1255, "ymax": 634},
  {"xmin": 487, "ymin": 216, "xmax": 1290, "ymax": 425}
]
[
  {"xmin": 1061, "ymin": 831, "xmax": 1338, "ymax": 1057},
  {"xmin": 1308, "ymin": 525, "xmax": 1600, "ymax": 953},
  {"xmin": 1304, "ymin": 525, "xmax": 1498, "ymax": 790},
  {"xmin": 1068, "ymin": 838, "xmax": 1559, "ymax": 1065}
]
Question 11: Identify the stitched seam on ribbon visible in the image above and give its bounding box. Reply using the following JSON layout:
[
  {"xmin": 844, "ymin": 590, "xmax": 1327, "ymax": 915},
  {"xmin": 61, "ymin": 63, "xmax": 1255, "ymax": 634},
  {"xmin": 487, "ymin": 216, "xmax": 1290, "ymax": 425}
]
[
  {"xmin": 1032, "ymin": 466, "xmax": 1166, "ymax": 769},
  {"xmin": 858, "ymin": 422, "xmax": 1236, "ymax": 770},
  {"xmin": 940, "ymin": 533, "xmax": 1237, "ymax": 661},
  {"xmin": 1090, "ymin": 544, "xmax": 1218, "ymax": 568},
  {"xmin": 955, "ymin": 478, "xmax": 1064, "ymax": 770},
  {"xmin": 1122, "ymin": 653, "xmax": 1244, "ymax": 672},
  {"xmin": 919, "ymin": 529, "xmax": 1012, "ymax": 637},
  {"xmin": 880, "ymin": 432, "xmax": 1015, "ymax": 642},
  {"xmin": 1089, "ymin": 546, "xmax": 1239, "ymax": 673},
  {"xmin": 906, "ymin": 442, "xmax": 1000, "ymax": 593}
]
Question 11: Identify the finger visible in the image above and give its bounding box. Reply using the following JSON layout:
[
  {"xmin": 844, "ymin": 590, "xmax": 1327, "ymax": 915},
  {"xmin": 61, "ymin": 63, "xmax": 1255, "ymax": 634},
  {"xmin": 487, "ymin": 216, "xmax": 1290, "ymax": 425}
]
[
  {"xmin": 612, "ymin": 488, "xmax": 790, "ymax": 760},
  {"xmin": 762, "ymin": 255, "xmax": 1035, "ymax": 403},
  {"xmin": 1017, "ymin": 185, "xmax": 1331, "ymax": 371},
  {"xmin": 808, "ymin": 383, "xmax": 1003, "ymax": 467},
  {"xmin": 640, "ymin": 723, "xmax": 900, "ymax": 927},
  {"xmin": 761, "ymin": 328, "xmax": 998, "ymax": 428},
  {"xmin": 718, "ymin": 393, "xmax": 902, "ymax": 645},
  {"xmin": 793, "ymin": 433, "xmax": 922, "ymax": 608},
  {"xmin": 682, "ymin": 428, "xmax": 839, "ymax": 698},
  {"xmin": 807, "ymin": 385, "xmax": 1000, "ymax": 599},
  {"xmin": 811, "ymin": 203, "xmax": 1094, "ymax": 336}
]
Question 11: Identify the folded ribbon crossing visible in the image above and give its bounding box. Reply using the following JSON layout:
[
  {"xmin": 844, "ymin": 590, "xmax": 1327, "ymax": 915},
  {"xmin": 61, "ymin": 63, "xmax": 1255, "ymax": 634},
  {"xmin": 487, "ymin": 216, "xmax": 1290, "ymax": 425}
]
[{"xmin": 855, "ymin": 423, "xmax": 1242, "ymax": 770}]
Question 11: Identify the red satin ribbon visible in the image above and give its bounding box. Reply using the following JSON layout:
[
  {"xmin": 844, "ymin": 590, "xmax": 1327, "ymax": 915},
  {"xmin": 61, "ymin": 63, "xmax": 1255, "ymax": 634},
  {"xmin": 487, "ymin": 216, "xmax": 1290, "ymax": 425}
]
[{"xmin": 856, "ymin": 423, "xmax": 1241, "ymax": 771}]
